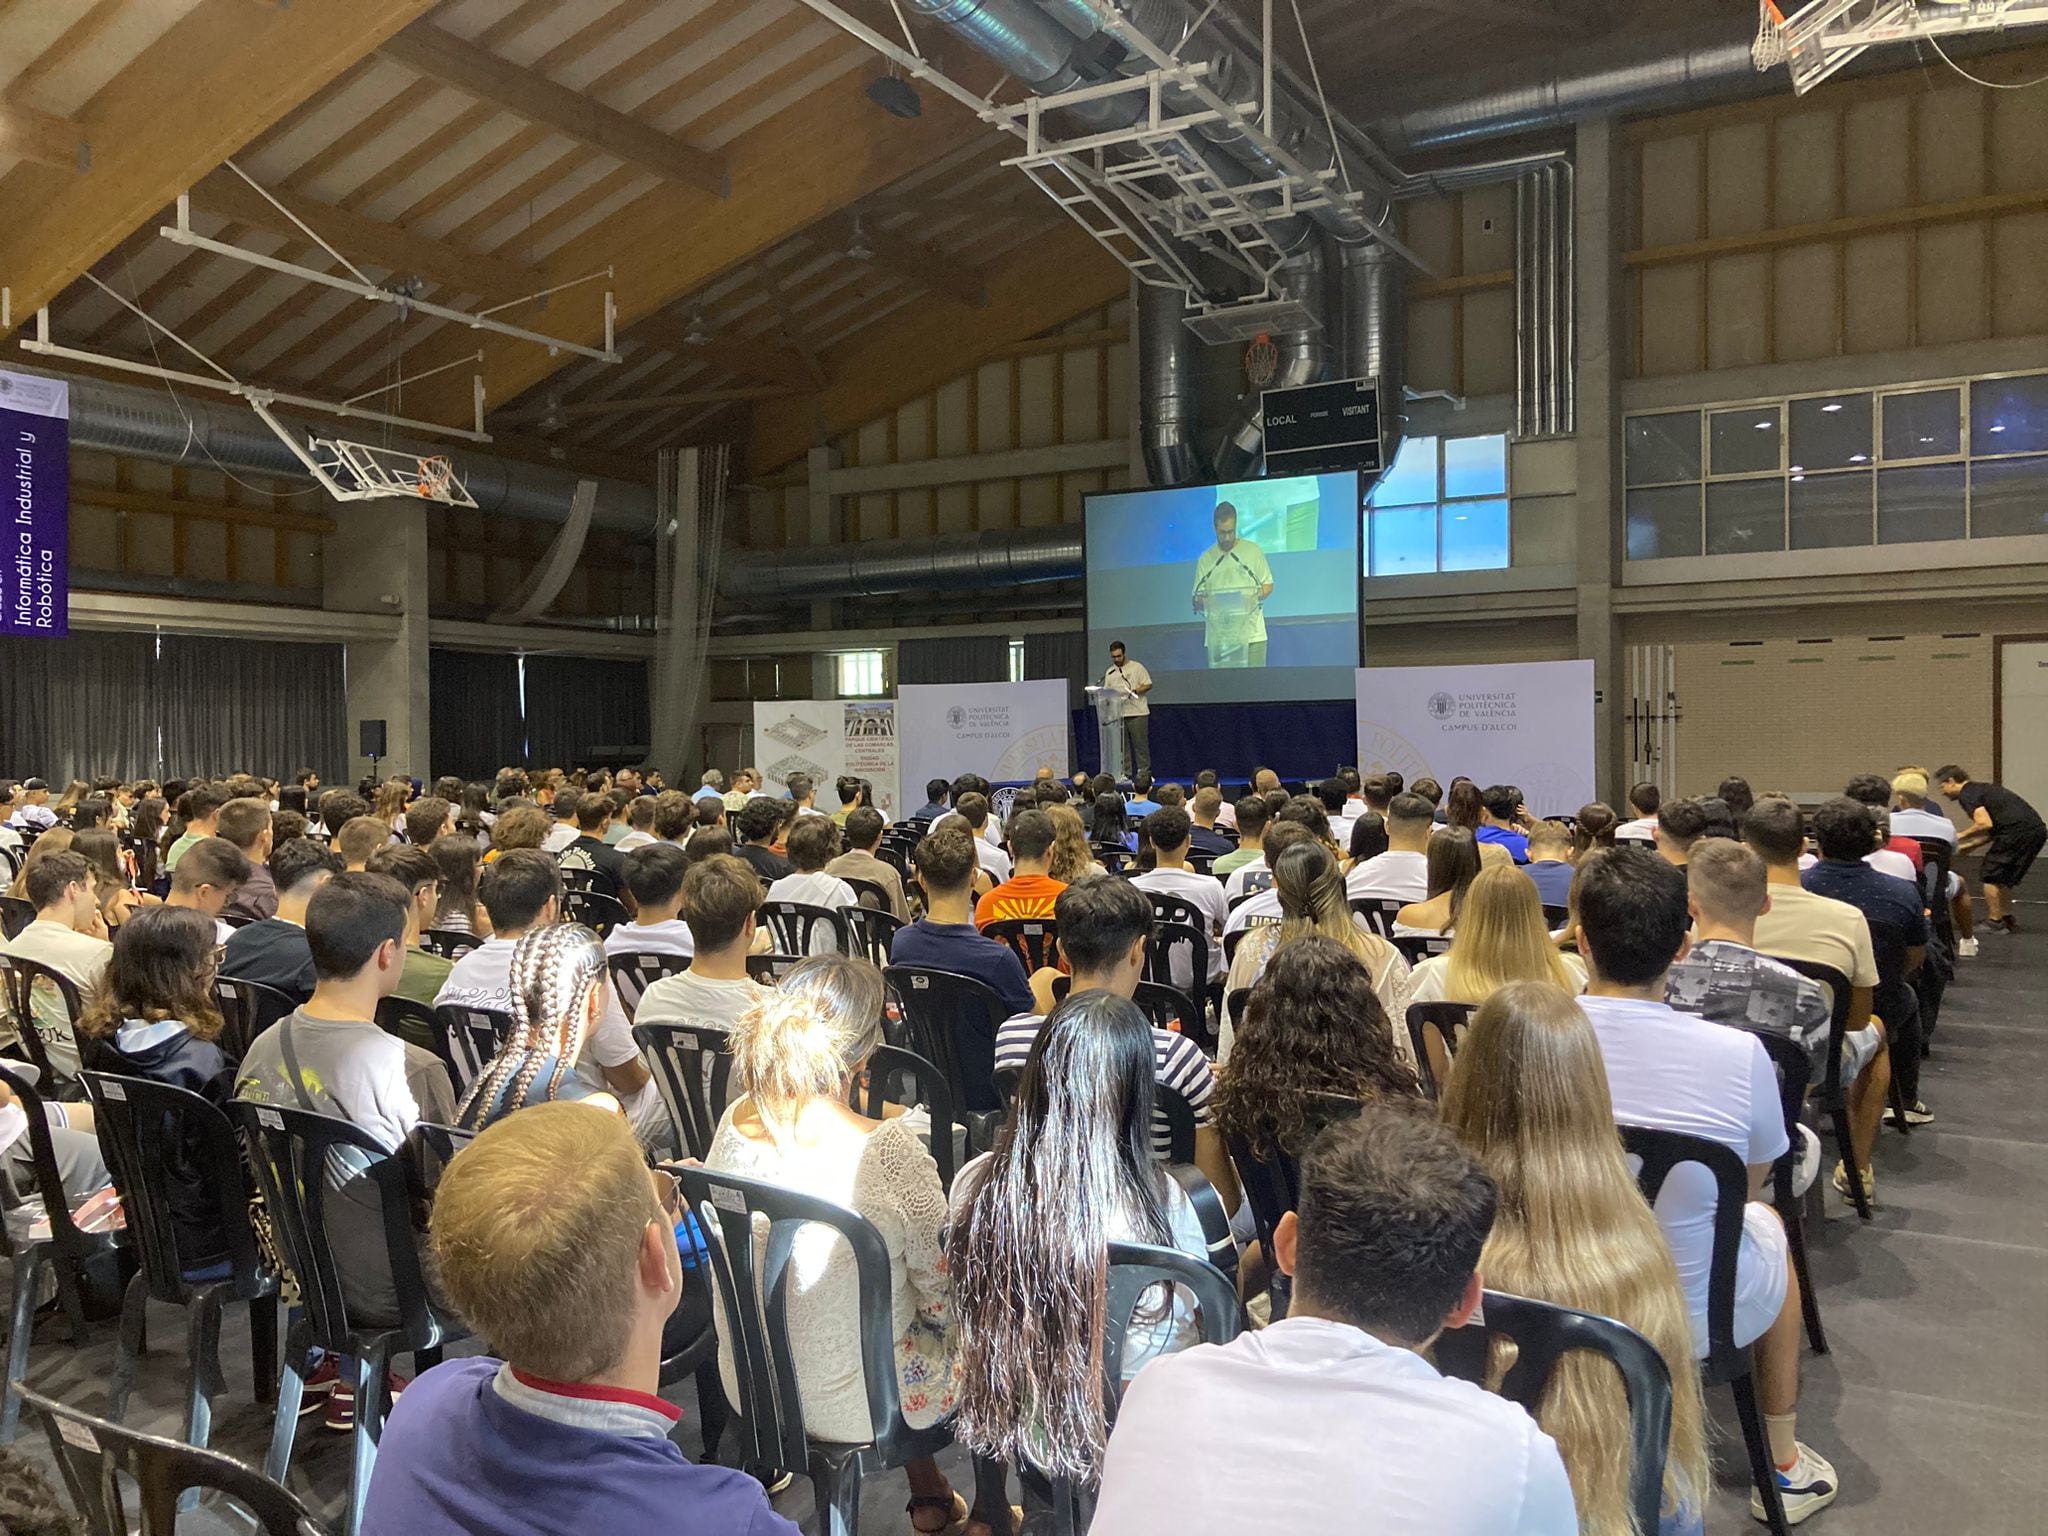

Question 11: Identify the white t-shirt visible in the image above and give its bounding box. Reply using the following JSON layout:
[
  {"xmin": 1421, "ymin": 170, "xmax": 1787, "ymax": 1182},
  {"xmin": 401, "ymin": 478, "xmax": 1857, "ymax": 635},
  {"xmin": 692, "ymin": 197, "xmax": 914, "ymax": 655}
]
[
  {"xmin": 1093, "ymin": 1316, "xmax": 1577, "ymax": 1536},
  {"xmin": 1328, "ymin": 810, "xmax": 1358, "ymax": 849},
  {"xmin": 1614, "ymin": 816, "xmax": 1658, "ymax": 843},
  {"xmin": 766, "ymin": 870, "xmax": 858, "ymax": 911},
  {"xmin": 2, "ymin": 919, "xmax": 113, "ymax": 1075},
  {"xmin": 1221, "ymin": 856, "xmax": 1272, "ymax": 905},
  {"xmin": 976, "ymin": 840, "xmax": 1013, "ymax": 883},
  {"xmin": 602, "ymin": 917, "xmax": 695, "ymax": 960},
  {"xmin": 1104, "ymin": 659, "xmax": 1152, "ymax": 717},
  {"xmin": 1579, "ymin": 994, "xmax": 1789, "ymax": 1352},
  {"xmin": 1797, "ymin": 848, "xmax": 1915, "ymax": 883},
  {"xmin": 614, "ymin": 829, "xmax": 656, "ymax": 851},
  {"xmin": 1345, "ymin": 849, "xmax": 1429, "ymax": 903},
  {"xmin": 635, "ymin": 969, "xmax": 773, "ymax": 1033},
  {"xmin": 1888, "ymin": 805, "xmax": 1957, "ymax": 846},
  {"xmin": 1132, "ymin": 866, "xmax": 1229, "ymax": 982},
  {"xmin": 540, "ymin": 822, "xmax": 579, "ymax": 854}
]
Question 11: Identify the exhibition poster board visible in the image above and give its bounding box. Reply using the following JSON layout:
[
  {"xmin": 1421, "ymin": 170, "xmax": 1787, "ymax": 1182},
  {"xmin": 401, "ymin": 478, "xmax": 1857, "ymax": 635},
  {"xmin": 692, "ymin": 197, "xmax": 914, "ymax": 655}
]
[
  {"xmin": 752, "ymin": 700, "xmax": 900, "ymax": 819},
  {"xmin": 1355, "ymin": 660, "xmax": 1595, "ymax": 816}
]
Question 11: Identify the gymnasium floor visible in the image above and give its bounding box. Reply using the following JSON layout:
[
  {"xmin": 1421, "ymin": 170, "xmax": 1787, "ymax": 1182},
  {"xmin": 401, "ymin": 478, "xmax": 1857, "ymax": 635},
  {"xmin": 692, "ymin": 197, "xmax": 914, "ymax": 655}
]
[{"xmin": 7, "ymin": 917, "xmax": 2045, "ymax": 1534}]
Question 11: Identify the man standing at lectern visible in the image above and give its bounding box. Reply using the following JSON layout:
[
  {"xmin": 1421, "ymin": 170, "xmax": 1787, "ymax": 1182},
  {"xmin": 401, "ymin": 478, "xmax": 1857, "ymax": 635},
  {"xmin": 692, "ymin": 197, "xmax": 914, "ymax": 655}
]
[
  {"xmin": 1104, "ymin": 641, "xmax": 1153, "ymax": 777},
  {"xmin": 1191, "ymin": 501, "xmax": 1273, "ymax": 669}
]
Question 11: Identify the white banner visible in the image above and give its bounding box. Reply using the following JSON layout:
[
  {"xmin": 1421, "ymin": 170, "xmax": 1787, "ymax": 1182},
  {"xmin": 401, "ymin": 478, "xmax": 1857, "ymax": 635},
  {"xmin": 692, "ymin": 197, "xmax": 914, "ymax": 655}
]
[
  {"xmin": 1355, "ymin": 661, "xmax": 1595, "ymax": 816},
  {"xmin": 896, "ymin": 680, "xmax": 1070, "ymax": 796},
  {"xmin": 752, "ymin": 700, "xmax": 900, "ymax": 819}
]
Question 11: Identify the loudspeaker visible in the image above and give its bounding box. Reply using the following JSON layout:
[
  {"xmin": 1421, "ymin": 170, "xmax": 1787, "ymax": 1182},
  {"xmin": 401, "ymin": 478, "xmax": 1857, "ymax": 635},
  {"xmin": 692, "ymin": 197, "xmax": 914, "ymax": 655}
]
[{"xmin": 359, "ymin": 719, "xmax": 388, "ymax": 759}]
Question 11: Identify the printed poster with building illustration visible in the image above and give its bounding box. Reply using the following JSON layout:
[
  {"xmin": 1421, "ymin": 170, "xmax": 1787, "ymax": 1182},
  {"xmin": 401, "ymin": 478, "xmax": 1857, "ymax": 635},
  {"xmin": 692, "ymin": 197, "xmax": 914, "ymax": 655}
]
[{"xmin": 752, "ymin": 700, "xmax": 899, "ymax": 819}]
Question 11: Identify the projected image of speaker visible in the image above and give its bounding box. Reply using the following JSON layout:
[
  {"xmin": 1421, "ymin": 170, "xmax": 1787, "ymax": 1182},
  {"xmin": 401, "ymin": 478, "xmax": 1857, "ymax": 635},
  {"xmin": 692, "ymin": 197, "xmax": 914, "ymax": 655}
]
[{"xmin": 1083, "ymin": 470, "xmax": 1360, "ymax": 708}]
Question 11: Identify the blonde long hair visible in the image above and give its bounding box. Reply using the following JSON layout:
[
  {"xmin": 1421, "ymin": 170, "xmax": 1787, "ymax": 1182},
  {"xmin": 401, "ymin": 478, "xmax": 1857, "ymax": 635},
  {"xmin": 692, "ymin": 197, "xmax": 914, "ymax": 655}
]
[
  {"xmin": 1440, "ymin": 981, "xmax": 1708, "ymax": 1536},
  {"xmin": 727, "ymin": 955, "xmax": 885, "ymax": 1141},
  {"xmin": 1271, "ymin": 838, "xmax": 1399, "ymax": 982},
  {"xmin": 1044, "ymin": 803, "xmax": 1096, "ymax": 884},
  {"xmin": 1439, "ymin": 865, "xmax": 1577, "ymax": 1003}
]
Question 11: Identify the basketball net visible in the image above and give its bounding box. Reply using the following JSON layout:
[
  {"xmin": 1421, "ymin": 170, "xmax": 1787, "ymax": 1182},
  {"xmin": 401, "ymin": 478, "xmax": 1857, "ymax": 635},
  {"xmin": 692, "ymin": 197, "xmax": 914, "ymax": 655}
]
[
  {"xmin": 415, "ymin": 456, "xmax": 456, "ymax": 499},
  {"xmin": 1752, "ymin": 0, "xmax": 1790, "ymax": 69},
  {"xmin": 1245, "ymin": 331, "xmax": 1279, "ymax": 389}
]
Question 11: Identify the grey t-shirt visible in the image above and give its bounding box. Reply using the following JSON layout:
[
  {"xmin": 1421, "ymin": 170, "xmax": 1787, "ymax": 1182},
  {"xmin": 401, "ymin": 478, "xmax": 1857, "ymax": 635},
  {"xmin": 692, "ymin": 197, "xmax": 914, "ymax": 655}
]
[{"xmin": 236, "ymin": 1008, "xmax": 456, "ymax": 1322}]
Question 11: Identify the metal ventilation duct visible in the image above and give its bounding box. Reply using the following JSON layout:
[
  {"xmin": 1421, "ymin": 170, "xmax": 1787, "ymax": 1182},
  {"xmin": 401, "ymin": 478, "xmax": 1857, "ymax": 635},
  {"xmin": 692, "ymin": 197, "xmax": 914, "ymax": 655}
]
[
  {"xmin": 719, "ymin": 523, "xmax": 1083, "ymax": 601},
  {"xmin": 1137, "ymin": 281, "xmax": 1207, "ymax": 486},
  {"xmin": 37, "ymin": 368, "xmax": 657, "ymax": 534},
  {"xmin": 1214, "ymin": 243, "xmax": 1331, "ymax": 480},
  {"xmin": 1340, "ymin": 239, "xmax": 1405, "ymax": 489}
]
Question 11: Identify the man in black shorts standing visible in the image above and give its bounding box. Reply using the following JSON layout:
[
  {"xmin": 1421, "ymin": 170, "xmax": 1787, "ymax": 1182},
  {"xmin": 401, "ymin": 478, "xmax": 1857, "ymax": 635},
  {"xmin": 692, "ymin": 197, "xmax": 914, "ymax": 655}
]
[{"xmin": 1938, "ymin": 765, "xmax": 2046, "ymax": 933}]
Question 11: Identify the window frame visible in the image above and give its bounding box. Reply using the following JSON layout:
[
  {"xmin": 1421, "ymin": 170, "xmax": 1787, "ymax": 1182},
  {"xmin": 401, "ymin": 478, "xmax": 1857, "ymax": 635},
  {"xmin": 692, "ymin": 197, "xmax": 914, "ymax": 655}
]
[
  {"xmin": 833, "ymin": 649, "xmax": 887, "ymax": 699},
  {"xmin": 1364, "ymin": 432, "xmax": 1512, "ymax": 577}
]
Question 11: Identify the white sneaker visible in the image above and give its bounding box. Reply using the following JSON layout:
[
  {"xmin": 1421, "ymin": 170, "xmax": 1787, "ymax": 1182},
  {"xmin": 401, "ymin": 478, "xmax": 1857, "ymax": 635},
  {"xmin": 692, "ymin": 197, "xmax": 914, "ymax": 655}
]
[
  {"xmin": 1753, "ymin": 1442, "xmax": 1839, "ymax": 1525},
  {"xmin": 1791, "ymin": 1124, "xmax": 1821, "ymax": 1197},
  {"xmin": 1958, "ymin": 936, "xmax": 1979, "ymax": 957}
]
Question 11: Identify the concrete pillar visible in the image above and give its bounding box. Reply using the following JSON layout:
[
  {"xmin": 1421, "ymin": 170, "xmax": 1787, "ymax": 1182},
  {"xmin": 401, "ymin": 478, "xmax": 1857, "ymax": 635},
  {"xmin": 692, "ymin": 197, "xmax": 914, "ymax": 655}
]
[
  {"xmin": 323, "ymin": 499, "xmax": 430, "ymax": 785},
  {"xmin": 649, "ymin": 448, "xmax": 703, "ymax": 780},
  {"xmin": 806, "ymin": 444, "xmax": 841, "ymax": 636},
  {"xmin": 1573, "ymin": 117, "xmax": 1627, "ymax": 803}
]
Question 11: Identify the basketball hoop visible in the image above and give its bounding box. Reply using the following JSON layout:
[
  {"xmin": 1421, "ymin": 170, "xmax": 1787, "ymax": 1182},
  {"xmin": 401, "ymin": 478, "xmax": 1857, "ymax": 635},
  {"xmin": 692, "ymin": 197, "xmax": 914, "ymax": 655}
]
[
  {"xmin": 414, "ymin": 455, "xmax": 457, "ymax": 500},
  {"xmin": 1752, "ymin": 0, "xmax": 1790, "ymax": 69},
  {"xmin": 1244, "ymin": 332, "xmax": 1279, "ymax": 389},
  {"xmin": 297, "ymin": 435, "xmax": 479, "ymax": 507}
]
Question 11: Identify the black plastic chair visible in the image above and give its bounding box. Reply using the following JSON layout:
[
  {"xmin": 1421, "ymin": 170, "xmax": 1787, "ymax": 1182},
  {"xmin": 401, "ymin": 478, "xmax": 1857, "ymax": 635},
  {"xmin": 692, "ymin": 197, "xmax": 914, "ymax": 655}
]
[
  {"xmin": 982, "ymin": 917, "xmax": 1058, "ymax": 973},
  {"xmin": 1393, "ymin": 932, "xmax": 1453, "ymax": 965},
  {"xmin": 21, "ymin": 1383, "xmax": 332, "ymax": 1536},
  {"xmin": 418, "ymin": 927, "xmax": 483, "ymax": 960},
  {"xmin": 1, "ymin": 954, "xmax": 85, "ymax": 1092},
  {"xmin": 1541, "ymin": 902, "xmax": 1572, "ymax": 929},
  {"xmin": 859, "ymin": 1043, "xmax": 958, "ymax": 1192},
  {"xmin": 607, "ymin": 949, "xmax": 690, "ymax": 1021},
  {"xmin": 883, "ymin": 965, "xmax": 1009, "ymax": 1145},
  {"xmin": 374, "ymin": 994, "xmax": 438, "ymax": 1054},
  {"xmin": 1914, "ymin": 836, "xmax": 1956, "ymax": 953},
  {"xmin": 214, "ymin": 975, "xmax": 298, "ymax": 1062},
  {"xmin": 565, "ymin": 886, "xmax": 630, "ymax": 937},
  {"xmin": 1744, "ymin": 1028, "xmax": 1829, "ymax": 1354},
  {"xmin": 557, "ymin": 865, "xmax": 597, "ymax": 894},
  {"xmin": 1089, "ymin": 841, "xmax": 1130, "ymax": 872},
  {"xmin": 1619, "ymin": 1124, "xmax": 1791, "ymax": 1536},
  {"xmin": 843, "ymin": 906, "xmax": 905, "ymax": 969},
  {"xmin": 429, "ymin": 1004, "xmax": 513, "ymax": 1098},
  {"xmin": 673, "ymin": 1164, "xmax": 955, "ymax": 1536},
  {"xmin": 0, "ymin": 893, "xmax": 36, "ymax": 939},
  {"xmin": 1405, "ymin": 1001, "xmax": 1476, "ymax": 1101},
  {"xmin": 0, "ymin": 1062, "xmax": 124, "ymax": 1443},
  {"xmin": 744, "ymin": 951, "xmax": 805, "ymax": 984},
  {"xmin": 1437, "ymin": 1290, "xmax": 1673, "ymax": 1536},
  {"xmin": 874, "ymin": 842, "xmax": 913, "ymax": 886},
  {"xmin": 842, "ymin": 875, "xmax": 895, "ymax": 912},
  {"xmin": 1023, "ymin": 1242, "xmax": 1246, "ymax": 1535},
  {"xmin": 761, "ymin": 900, "xmax": 851, "ymax": 957},
  {"xmin": 633, "ymin": 1021, "xmax": 735, "ymax": 1161},
  {"xmin": 1765, "ymin": 956, "xmax": 1870, "ymax": 1220},
  {"xmin": 1347, "ymin": 895, "xmax": 1405, "ymax": 937},
  {"xmin": 1863, "ymin": 913, "xmax": 1920, "ymax": 1135},
  {"xmin": 1222, "ymin": 1094, "xmax": 1365, "ymax": 1321},
  {"xmin": 78, "ymin": 1072, "xmax": 279, "ymax": 1452},
  {"xmin": 229, "ymin": 1100, "xmax": 463, "ymax": 1536}
]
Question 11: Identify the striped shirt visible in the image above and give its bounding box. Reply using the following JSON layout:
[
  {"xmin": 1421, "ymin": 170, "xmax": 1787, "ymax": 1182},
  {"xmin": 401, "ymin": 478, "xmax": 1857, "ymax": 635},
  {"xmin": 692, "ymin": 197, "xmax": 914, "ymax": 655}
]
[{"xmin": 994, "ymin": 1010, "xmax": 1213, "ymax": 1159}]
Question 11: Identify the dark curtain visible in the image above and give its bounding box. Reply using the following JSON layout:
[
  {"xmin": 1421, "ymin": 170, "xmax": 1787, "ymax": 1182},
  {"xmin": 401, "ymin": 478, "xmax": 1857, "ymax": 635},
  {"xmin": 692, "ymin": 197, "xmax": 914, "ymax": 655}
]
[
  {"xmin": 0, "ymin": 631, "xmax": 160, "ymax": 782},
  {"xmin": 156, "ymin": 634, "xmax": 348, "ymax": 783},
  {"xmin": 898, "ymin": 635, "xmax": 1009, "ymax": 685},
  {"xmin": 1024, "ymin": 628, "xmax": 1089, "ymax": 716},
  {"xmin": 430, "ymin": 648, "xmax": 526, "ymax": 782},
  {"xmin": 523, "ymin": 655, "xmax": 650, "ymax": 769},
  {"xmin": 1072, "ymin": 697, "xmax": 1355, "ymax": 783}
]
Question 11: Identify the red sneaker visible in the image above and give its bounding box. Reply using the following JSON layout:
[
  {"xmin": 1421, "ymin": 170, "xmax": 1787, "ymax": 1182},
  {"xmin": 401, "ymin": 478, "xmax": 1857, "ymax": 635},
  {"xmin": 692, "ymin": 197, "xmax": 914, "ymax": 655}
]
[
  {"xmin": 297, "ymin": 1356, "xmax": 340, "ymax": 1420},
  {"xmin": 324, "ymin": 1368, "xmax": 411, "ymax": 1433}
]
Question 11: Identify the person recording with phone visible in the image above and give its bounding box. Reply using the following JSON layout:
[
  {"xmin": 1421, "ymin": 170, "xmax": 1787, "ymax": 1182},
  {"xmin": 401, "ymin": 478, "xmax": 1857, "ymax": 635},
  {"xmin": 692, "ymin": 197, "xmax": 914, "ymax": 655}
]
[{"xmin": 1192, "ymin": 501, "xmax": 1274, "ymax": 669}]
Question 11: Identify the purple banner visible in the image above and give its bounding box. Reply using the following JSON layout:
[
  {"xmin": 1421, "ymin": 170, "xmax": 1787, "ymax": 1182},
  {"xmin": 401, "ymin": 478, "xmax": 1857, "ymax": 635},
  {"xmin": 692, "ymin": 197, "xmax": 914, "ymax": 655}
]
[{"xmin": 0, "ymin": 370, "xmax": 67, "ymax": 638}]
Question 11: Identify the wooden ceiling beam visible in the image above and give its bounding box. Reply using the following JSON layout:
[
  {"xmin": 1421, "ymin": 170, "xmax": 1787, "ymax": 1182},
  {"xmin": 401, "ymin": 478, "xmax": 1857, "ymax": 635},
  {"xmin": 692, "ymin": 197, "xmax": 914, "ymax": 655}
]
[
  {"xmin": 0, "ymin": 101, "xmax": 89, "ymax": 173},
  {"xmin": 747, "ymin": 220, "xmax": 1125, "ymax": 476},
  {"xmin": 500, "ymin": 386, "xmax": 790, "ymax": 426},
  {"xmin": 0, "ymin": 0, "xmax": 441, "ymax": 319},
  {"xmin": 189, "ymin": 168, "xmax": 542, "ymax": 300},
  {"xmin": 820, "ymin": 212, "xmax": 990, "ymax": 308},
  {"xmin": 393, "ymin": 68, "xmax": 981, "ymax": 426},
  {"xmin": 625, "ymin": 315, "xmax": 824, "ymax": 393},
  {"xmin": 377, "ymin": 20, "xmax": 729, "ymax": 197}
]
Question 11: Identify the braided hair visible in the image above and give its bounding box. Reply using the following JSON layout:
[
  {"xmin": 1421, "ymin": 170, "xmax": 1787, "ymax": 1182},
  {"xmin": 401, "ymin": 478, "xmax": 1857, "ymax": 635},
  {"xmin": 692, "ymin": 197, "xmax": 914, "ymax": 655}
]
[{"xmin": 456, "ymin": 921, "xmax": 608, "ymax": 1128}]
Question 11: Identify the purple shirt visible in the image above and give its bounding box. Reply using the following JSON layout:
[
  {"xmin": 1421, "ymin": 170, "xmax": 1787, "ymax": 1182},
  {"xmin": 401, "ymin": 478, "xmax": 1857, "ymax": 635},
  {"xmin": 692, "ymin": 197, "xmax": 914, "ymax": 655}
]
[{"xmin": 362, "ymin": 1356, "xmax": 795, "ymax": 1536}]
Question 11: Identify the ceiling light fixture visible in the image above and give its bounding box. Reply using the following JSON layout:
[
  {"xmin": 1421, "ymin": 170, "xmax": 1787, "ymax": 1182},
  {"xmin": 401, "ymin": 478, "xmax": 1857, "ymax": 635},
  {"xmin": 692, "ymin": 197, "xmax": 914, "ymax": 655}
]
[
  {"xmin": 683, "ymin": 307, "xmax": 711, "ymax": 346},
  {"xmin": 864, "ymin": 75, "xmax": 922, "ymax": 118},
  {"xmin": 846, "ymin": 216, "xmax": 874, "ymax": 262}
]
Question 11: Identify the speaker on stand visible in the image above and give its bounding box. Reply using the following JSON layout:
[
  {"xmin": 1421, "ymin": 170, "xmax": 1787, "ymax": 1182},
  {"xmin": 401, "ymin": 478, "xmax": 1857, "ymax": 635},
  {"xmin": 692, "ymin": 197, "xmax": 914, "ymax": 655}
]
[{"xmin": 360, "ymin": 719, "xmax": 387, "ymax": 779}]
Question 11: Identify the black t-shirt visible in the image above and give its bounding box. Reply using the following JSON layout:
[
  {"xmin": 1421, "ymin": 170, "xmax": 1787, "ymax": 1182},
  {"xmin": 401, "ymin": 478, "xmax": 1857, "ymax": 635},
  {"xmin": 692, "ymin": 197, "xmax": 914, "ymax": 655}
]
[
  {"xmin": 735, "ymin": 842, "xmax": 795, "ymax": 883},
  {"xmin": 559, "ymin": 834, "xmax": 627, "ymax": 892},
  {"xmin": 1959, "ymin": 781, "xmax": 2044, "ymax": 834},
  {"xmin": 220, "ymin": 918, "xmax": 317, "ymax": 1002}
]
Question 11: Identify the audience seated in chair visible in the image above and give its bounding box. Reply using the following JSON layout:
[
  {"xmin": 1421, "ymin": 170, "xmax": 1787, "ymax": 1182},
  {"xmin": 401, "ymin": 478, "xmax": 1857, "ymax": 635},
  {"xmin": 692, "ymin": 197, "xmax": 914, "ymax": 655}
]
[
  {"xmin": 1616, "ymin": 781, "xmax": 1662, "ymax": 843},
  {"xmin": 1, "ymin": 849, "xmax": 111, "ymax": 1076},
  {"xmin": 1667, "ymin": 840, "xmax": 1889, "ymax": 1202},
  {"xmin": 1221, "ymin": 836, "xmax": 1409, "ymax": 1060},
  {"xmin": 164, "ymin": 837, "xmax": 249, "ymax": 948},
  {"xmin": 765, "ymin": 817, "xmax": 859, "ymax": 938},
  {"xmin": 1655, "ymin": 800, "xmax": 1707, "ymax": 869},
  {"xmin": 164, "ymin": 785, "xmax": 228, "ymax": 873},
  {"xmin": 973, "ymin": 809, "xmax": 1064, "ymax": 929},
  {"xmin": 731, "ymin": 798, "xmax": 794, "ymax": 885},
  {"xmin": 635, "ymin": 855, "xmax": 774, "ymax": 1036},
  {"xmin": 827, "ymin": 807, "xmax": 911, "ymax": 920},
  {"xmin": 1213, "ymin": 795, "xmax": 1268, "ymax": 882},
  {"xmin": 1394, "ymin": 826, "xmax": 1480, "ymax": 937},
  {"xmin": 704, "ymin": 956, "xmax": 967, "ymax": 1531},
  {"xmin": 891, "ymin": 825, "xmax": 1034, "ymax": 1018},
  {"xmin": 607, "ymin": 843, "xmax": 696, "ymax": 962},
  {"xmin": 234, "ymin": 871, "xmax": 457, "ymax": 1329},
  {"xmin": 1523, "ymin": 819, "xmax": 1578, "ymax": 910},
  {"xmin": 427, "ymin": 836, "xmax": 491, "ymax": 939},
  {"xmin": 76, "ymin": 906, "xmax": 239, "ymax": 1272},
  {"xmin": 1001, "ymin": 876, "xmax": 1230, "ymax": 1200},
  {"xmin": 560, "ymin": 795, "xmax": 631, "ymax": 898},
  {"xmin": 1441, "ymin": 979, "xmax": 1710, "ymax": 1536},
  {"xmin": 360, "ymin": 1102, "xmax": 796, "ymax": 1536},
  {"xmin": 216, "ymin": 798, "xmax": 278, "ymax": 924},
  {"xmin": 1092, "ymin": 1103, "xmax": 1577, "ymax": 1535},
  {"xmin": 336, "ymin": 815, "xmax": 392, "ymax": 872},
  {"xmin": 435, "ymin": 850, "xmax": 563, "ymax": 1015},
  {"xmin": 365, "ymin": 845, "xmax": 455, "ymax": 1009},
  {"xmin": 1186, "ymin": 788, "xmax": 1233, "ymax": 858},
  {"xmin": 1572, "ymin": 847, "xmax": 1840, "ymax": 1523},
  {"xmin": 222, "ymin": 838, "xmax": 341, "ymax": 1005},
  {"xmin": 948, "ymin": 991, "xmax": 1212, "ymax": 1523},
  {"xmin": 1343, "ymin": 791, "xmax": 1434, "ymax": 903},
  {"xmin": 1042, "ymin": 804, "xmax": 1104, "ymax": 887},
  {"xmin": 1475, "ymin": 784, "xmax": 1532, "ymax": 865},
  {"xmin": 1131, "ymin": 807, "xmax": 1227, "ymax": 986},
  {"xmin": 455, "ymin": 924, "xmax": 621, "ymax": 1132},
  {"xmin": 1407, "ymin": 865, "xmax": 1586, "ymax": 1006}
]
